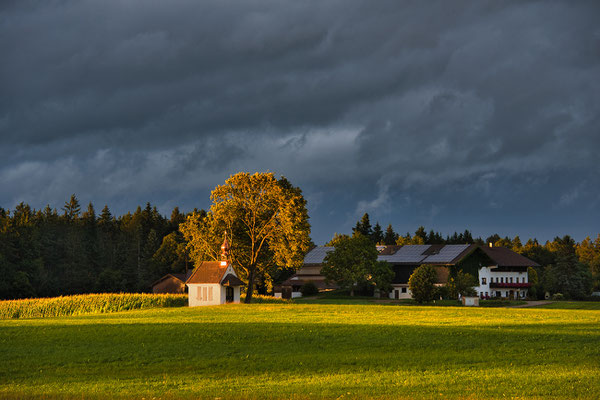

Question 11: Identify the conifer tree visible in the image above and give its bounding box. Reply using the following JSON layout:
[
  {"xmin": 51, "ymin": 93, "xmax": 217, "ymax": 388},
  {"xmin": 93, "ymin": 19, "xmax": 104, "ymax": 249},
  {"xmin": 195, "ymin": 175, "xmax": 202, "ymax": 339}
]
[
  {"xmin": 62, "ymin": 194, "xmax": 81, "ymax": 221},
  {"xmin": 414, "ymin": 226, "xmax": 427, "ymax": 243},
  {"xmin": 372, "ymin": 222, "xmax": 384, "ymax": 244},
  {"xmin": 353, "ymin": 213, "xmax": 373, "ymax": 238},
  {"xmin": 383, "ymin": 224, "xmax": 397, "ymax": 245}
]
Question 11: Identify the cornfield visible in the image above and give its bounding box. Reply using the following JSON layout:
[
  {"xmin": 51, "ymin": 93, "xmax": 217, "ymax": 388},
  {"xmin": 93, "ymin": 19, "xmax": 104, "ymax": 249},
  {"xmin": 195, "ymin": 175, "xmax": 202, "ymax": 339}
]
[{"xmin": 0, "ymin": 293, "xmax": 187, "ymax": 319}]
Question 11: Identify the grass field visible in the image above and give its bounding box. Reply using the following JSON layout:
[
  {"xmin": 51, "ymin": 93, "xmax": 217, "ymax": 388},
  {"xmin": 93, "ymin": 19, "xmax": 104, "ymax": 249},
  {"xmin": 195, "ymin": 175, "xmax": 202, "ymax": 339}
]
[
  {"xmin": 1, "ymin": 304, "xmax": 599, "ymax": 399},
  {"xmin": 533, "ymin": 301, "xmax": 600, "ymax": 310}
]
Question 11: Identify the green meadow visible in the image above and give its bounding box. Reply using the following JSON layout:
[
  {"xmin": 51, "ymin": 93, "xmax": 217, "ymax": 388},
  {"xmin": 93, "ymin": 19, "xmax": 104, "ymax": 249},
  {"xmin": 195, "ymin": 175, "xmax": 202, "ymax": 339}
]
[{"xmin": 1, "ymin": 303, "xmax": 599, "ymax": 399}]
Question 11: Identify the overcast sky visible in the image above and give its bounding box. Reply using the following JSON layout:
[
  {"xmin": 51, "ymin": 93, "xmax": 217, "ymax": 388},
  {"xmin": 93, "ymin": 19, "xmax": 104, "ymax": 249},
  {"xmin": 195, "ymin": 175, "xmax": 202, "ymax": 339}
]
[{"xmin": 1, "ymin": 0, "xmax": 599, "ymax": 244}]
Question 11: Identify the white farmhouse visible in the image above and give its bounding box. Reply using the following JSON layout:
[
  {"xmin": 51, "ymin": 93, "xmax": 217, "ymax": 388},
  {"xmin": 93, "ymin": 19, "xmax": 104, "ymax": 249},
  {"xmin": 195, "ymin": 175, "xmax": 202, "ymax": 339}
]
[
  {"xmin": 280, "ymin": 243, "xmax": 539, "ymax": 300},
  {"xmin": 186, "ymin": 236, "xmax": 244, "ymax": 306},
  {"xmin": 474, "ymin": 244, "xmax": 535, "ymax": 299}
]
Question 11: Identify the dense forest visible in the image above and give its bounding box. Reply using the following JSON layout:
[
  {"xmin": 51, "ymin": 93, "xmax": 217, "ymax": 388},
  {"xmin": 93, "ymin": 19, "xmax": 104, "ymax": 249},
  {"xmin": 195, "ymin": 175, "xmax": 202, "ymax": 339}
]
[
  {"xmin": 0, "ymin": 195, "xmax": 193, "ymax": 300},
  {"xmin": 1, "ymin": 201, "xmax": 599, "ymax": 300}
]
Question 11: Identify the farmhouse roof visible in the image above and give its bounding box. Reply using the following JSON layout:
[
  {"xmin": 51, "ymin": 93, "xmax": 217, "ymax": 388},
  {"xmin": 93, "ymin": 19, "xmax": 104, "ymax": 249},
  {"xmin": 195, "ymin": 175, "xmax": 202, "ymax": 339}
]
[
  {"xmin": 302, "ymin": 244, "xmax": 478, "ymax": 265},
  {"xmin": 480, "ymin": 246, "xmax": 540, "ymax": 267}
]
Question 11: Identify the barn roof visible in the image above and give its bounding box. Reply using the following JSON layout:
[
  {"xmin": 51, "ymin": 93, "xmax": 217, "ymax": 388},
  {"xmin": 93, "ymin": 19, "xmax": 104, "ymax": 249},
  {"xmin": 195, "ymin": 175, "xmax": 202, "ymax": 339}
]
[
  {"xmin": 303, "ymin": 244, "xmax": 478, "ymax": 265},
  {"xmin": 301, "ymin": 243, "xmax": 539, "ymax": 267},
  {"xmin": 151, "ymin": 270, "xmax": 194, "ymax": 287}
]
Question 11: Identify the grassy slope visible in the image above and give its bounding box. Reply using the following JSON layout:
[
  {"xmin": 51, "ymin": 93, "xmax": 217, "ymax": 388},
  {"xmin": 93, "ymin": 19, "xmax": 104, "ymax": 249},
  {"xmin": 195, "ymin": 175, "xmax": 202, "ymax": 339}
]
[{"xmin": 0, "ymin": 304, "xmax": 599, "ymax": 399}]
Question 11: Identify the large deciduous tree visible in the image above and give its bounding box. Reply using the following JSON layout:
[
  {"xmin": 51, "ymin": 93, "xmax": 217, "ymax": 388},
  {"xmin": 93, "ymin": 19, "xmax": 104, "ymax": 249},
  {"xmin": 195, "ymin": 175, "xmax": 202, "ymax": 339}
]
[
  {"xmin": 180, "ymin": 172, "xmax": 311, "ymax": 303},
  {"xmin": 321, "ymin": 234, "xmax": 392, "ymax": 296}
]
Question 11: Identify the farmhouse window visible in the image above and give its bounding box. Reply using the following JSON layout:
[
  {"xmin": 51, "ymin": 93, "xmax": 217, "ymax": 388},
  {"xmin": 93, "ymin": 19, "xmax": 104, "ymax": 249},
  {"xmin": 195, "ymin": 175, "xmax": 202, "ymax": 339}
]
[
  {"xmin": 481, "ymin": 278, "xmax": 486, "ymax": 285},
  {"xmin": 196, "ymin": 286, "xmax": 202, "ymax": 301},
  {"xmin": 208, "ymin": 287, "xmax": 213, "ymax": 301},
  {"xmin": 401, "ymin": 287, "xmax": 407, "ymax": 293},
  {"xmin": 500, "ymin": 277, "xmax": 504, "ymax": 283},
  {"xmin": 509, "ymin": 277, "xmax": 513, "ymax": 283},
  {"xmin": 203, "ymin": 287, "xmax": 208, "ymax": 302}
]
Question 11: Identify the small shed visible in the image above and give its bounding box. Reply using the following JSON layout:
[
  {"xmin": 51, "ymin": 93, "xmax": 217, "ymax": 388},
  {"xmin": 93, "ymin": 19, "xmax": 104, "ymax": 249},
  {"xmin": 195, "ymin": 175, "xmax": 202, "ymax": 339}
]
[
  {"xmin": 152, "ymin": 271, "xmax": 193, "ymax": 294},
  {"xmin": 462, "ymin": 296, "xmax": 480, "ymax": 307},
  {"xmin": 186, "ymin": 235, "xmax": 245, "ymax": 306}
]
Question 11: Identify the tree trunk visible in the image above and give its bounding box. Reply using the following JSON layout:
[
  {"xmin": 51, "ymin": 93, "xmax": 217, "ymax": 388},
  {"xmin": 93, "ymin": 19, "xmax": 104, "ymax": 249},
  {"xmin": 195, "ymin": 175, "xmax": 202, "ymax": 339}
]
[
  {"xmin": 244, "ymin": 267, "xmax": 255, "ymax": 303},
  {"xmin": 350, "ymin": 288, "xmax": 354, "ymax": 296}
]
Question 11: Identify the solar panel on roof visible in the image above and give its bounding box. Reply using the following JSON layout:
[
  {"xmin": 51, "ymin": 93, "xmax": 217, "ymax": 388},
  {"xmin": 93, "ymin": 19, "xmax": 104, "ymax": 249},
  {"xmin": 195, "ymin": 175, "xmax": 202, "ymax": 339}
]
[
  {"xmin": 379, "ymin": 245, "xmax": 431, "ymax": 263},
  {"xmin": 421, "ymin": 244, "xmax": 470, "ymax": 263},
  {"xmin": 303, "ymin": 247, "xmax": 333, "ymax": 264}
]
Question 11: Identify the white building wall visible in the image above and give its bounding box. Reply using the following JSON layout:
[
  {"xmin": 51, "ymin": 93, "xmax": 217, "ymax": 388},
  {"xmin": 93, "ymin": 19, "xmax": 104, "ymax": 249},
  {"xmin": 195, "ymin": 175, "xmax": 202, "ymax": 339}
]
[
  {"xmin": 389, "ymin": 285, "xmax": 412, "ymax": 299},
  {"xmin": 188, "ymin": 284, "xmax": 224, "ymax": 306},
  {"xmin": 475, "ymin": 266, "xmax": 529, "ymax": 299},
  {"xmin": 386, "ymin": 266, "xmax": 530, "ymax": 301}
]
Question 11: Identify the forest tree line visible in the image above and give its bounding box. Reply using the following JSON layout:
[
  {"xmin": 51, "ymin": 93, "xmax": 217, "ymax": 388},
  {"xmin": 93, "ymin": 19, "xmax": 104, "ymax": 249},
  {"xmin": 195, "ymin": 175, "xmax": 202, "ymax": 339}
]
[
  {"xmin": 0, "ymin": 195, "xmax": 193, "ymax": 300},
  {"xmin": 1, "ymin": 201, "xmax": 599, "ymax": 300}
]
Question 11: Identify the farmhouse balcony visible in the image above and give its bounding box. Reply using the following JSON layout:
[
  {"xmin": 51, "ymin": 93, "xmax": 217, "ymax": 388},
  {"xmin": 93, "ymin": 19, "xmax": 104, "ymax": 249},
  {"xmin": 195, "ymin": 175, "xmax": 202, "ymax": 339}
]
[{"xmin": 489, "ymin": 282, "xmax": 531, "ymax": 288}]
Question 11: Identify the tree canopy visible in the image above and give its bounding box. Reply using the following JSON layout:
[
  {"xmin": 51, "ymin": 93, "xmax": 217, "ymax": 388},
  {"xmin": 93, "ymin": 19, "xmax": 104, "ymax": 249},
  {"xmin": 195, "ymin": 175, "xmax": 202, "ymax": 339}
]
[
  {"xmin": 408, "ymin": 264, "xmax": 438, "ymax": 303},
  {"xmin": 447, "ymin": 270, "xmax": 478, "ymax": 299},
  {"xmin": 180, "ymin": 172, "xmax": 311, "ymax": 303},
  {"xmin": 321, "ymin": 234, "xmax": 392, "ymax": 296}
]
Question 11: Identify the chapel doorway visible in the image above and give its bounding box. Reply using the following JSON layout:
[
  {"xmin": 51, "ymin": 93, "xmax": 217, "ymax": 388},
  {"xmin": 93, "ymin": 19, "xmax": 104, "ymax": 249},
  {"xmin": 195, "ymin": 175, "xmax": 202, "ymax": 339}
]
[{"xmin": 226, "ymin": 286, "xmax": 234, "ymax": 303}]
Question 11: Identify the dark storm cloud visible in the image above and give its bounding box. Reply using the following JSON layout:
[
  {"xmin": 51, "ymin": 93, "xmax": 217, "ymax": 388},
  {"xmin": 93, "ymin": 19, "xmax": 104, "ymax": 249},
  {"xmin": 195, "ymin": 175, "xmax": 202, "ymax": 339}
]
[{"xmin": 1, "ymin": 0, "xmax": 599, "ymax": 243}]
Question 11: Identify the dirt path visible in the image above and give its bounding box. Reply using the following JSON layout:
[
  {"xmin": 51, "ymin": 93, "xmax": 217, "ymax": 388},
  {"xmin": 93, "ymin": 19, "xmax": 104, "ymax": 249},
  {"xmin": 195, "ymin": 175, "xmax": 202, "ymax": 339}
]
[{"xmin": 509, "ymin": 300, "xmax": 553, "ymax": 308}]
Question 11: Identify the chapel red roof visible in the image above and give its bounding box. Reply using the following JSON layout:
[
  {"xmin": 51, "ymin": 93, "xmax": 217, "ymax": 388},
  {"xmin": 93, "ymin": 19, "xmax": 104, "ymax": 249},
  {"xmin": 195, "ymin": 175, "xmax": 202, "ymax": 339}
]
[{"xmin": 186, "ymin": 261, "xmax": 229, "ymax": 284}]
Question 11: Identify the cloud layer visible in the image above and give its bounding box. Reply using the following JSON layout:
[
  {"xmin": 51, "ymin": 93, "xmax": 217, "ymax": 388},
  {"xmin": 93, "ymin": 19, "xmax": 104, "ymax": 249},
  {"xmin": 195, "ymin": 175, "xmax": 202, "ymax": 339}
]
[{"xmin": 1, "ymin": 0, "xmax": 599, "ymax": 243}]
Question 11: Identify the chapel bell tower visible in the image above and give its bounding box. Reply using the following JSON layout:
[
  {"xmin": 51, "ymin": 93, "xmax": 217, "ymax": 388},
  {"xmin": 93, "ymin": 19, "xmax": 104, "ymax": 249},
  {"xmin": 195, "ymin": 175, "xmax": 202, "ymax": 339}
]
[{"xmin": 220, "ymin": 232, "xmax": 230, "ymax": 266}]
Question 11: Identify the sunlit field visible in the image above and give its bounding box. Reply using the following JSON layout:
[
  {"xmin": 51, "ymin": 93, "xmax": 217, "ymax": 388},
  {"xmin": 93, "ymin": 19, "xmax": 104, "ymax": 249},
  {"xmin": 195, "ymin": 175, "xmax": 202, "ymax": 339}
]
[{"xmin": 1, "ymin": 304, "xmax": 599, "ymax": 399}]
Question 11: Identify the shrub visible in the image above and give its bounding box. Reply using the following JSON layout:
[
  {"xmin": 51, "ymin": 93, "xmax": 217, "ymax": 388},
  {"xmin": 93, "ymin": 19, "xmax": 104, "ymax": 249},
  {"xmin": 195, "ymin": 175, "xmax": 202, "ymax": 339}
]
[
  {"xmin": 408, "ymin": 264, "xmax": 437, "ymax": 303},
  {"xmin": 300, "ymin": 282, "xmax": 319, "ymax": 297},
  {"xmin": 435, "ymin": 285, "xmax": 450, "ymax": 300},
  {"xmin": 552, "ymin": 293, "xmax": 564, "ymax": 301}
]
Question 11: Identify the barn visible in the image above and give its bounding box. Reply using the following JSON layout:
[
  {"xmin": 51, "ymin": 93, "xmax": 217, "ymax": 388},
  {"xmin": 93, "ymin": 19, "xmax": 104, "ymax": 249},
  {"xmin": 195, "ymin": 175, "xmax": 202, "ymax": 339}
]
[{"xmin": 151, "ymin": 271, "xmax": 193, "ymax": 294}]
